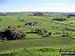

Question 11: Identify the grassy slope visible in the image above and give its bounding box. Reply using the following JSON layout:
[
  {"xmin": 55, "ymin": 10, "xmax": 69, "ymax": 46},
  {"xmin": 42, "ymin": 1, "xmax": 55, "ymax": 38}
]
[
  {"xmin": 0, "ymin": 14, "xmax": 75, "ymax": 56},
  {"xmin": 0, "ymin": 37, "xmax": 75, "ymax": 52},
  {"xmin": 0, "ymin": 37, "xmax": 75, "ymax": 56}
]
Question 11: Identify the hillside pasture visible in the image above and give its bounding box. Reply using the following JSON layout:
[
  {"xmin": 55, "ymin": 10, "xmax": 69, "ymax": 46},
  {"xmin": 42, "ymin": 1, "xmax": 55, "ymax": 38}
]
[{"xmin": 0, "ymin": 13, "xmax": 75, "ymax": 56}]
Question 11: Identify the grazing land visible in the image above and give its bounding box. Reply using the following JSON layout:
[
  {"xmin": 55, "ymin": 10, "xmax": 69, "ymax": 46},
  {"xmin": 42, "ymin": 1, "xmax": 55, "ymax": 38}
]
[{"xmin": 0, "ymin": 12, "xmax": 75, "ymax": 56}]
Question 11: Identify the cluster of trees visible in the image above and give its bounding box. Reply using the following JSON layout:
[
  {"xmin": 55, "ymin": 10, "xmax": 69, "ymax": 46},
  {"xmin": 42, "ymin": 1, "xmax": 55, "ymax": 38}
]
[
  {"xmin": 0, "ymin": 27, "xmax": 26, "ymax": 40},
  {"xmin": 31, "ymin": 28, "xmax": 52, "ymax": 37},
  {"xmin": 0, "ymin": 26, "xmax": 72, "ymax": 41},
  {"xmin": 34, "ymin": 28, "xmax": 71, "ymax": 38},
  {"xmin": 52, "ymin": 17, "xmax": 66, "ymax": 21},
  {"xmin": 67, "ymin": 15, "xmax": 75, "ymax": 18}
]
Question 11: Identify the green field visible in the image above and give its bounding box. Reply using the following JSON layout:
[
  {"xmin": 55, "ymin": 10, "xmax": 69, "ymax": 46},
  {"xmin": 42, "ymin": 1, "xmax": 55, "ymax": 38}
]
[{"xmin": 0, "ymin": 12, "xmax": 75, "ymax": 56}]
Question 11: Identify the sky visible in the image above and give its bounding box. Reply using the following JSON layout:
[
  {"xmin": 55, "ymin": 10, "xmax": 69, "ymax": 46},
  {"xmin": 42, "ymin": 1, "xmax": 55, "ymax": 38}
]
[{"xmin": 0, "ymin": 0, "xmax": 75, "ymax": 12}]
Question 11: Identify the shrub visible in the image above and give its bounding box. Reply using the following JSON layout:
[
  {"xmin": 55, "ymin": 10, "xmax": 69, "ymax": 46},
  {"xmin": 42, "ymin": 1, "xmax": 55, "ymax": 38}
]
[
  {"xmin": 0, "ymin": 19, "xmax": 2, "ymax": 21},
  {"xmin": 55, "ymin": 32, "xmax": 60, "ymax": 34},
  {"xmin": 8, "ymin": 26, "xmax": 11, "ymax": 28},
  {"xmin": 0, "ymin": 52, "xmax": 17, "ymax": 56},
  {"xmin": 0, "ymin": 28, "xmax": 26, "ymax": 40},
  {"xmin": 52, "ymin": 17, "xmax": 66, "ymax": 21},
  {"xmin": 46, "ymin": 32, "xmax": 52, "ymax": 37},
  {"xmin": 62, "ymin": 35, "xmax": 67, "ymax": 37},
  {"xmin": 31, "ymin": 28, "xmax": 35, "ymax": 32},
  {"xmin": 20, "ymin": 19, "xmax": 25, "ymax": 22},
  {"xmin": 35, "ymin": 28, "xmax": 43, "ymax": 35},
  {"xmin": 17, "ymin": 25, "xmax": 21, "ymax": 28},
  {"xmin": 43, "ymin": 29, "xmax": 48, "ymax": 34},
  {"xmin": 38, "ymin": 48, "xmax": 56, "ymax": 52},
  {"xmin": 13, "ymin": 30, "xmax": 26, "ymax": 40}
]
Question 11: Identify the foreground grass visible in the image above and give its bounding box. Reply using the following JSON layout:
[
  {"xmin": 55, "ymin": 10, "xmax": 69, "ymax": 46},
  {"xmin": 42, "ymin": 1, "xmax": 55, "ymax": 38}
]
[
  {"xmin": 0, "ymin": 46, "xmax": 75, "ymax": 56},
  {"xmin": 0, "ymin": 37, "xmax": 75, "ymax": 52}
]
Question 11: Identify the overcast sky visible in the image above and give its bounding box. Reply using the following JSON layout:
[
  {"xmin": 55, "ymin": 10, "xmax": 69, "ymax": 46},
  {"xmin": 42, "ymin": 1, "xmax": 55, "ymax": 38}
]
[{"xmin": 0, "ymin": 0, "xmax": 75, "ymax": 12}]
